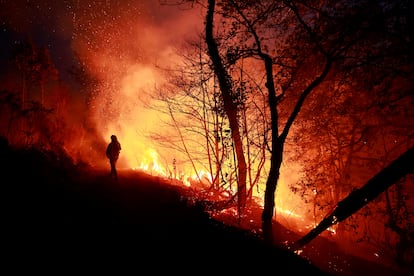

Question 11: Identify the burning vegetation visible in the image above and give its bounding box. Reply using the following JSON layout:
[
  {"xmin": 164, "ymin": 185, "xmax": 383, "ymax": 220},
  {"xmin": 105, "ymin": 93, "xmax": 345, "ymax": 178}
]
[{"xmin": 0, "ymin": 0, "xmax": 413, "ymax": 273}]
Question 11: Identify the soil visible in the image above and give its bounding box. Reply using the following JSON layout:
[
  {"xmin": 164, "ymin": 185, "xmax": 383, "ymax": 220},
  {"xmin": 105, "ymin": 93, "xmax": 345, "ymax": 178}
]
[{"xmin": 3, "ymin": 146, "xmax": 413, "ymax": 275}]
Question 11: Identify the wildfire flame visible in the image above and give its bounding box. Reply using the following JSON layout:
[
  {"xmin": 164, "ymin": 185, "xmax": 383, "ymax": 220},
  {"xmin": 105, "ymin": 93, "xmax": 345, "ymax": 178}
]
[{"xmin": 66, "ymin": 0, "xmax": 329, "ymax": 235}]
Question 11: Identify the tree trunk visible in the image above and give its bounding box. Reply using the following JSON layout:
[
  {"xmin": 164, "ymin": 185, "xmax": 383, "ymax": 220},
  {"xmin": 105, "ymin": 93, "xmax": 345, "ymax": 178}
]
[
  {"xmin": 262, "ymin": 140, "xmax": 283, "ymax": 243},
  {"xmin": 205, "ymin": 0, "xmax": 247, "ymax": 210},
  {"xmin": 294, "ymin": 145, "xmax": 414, "ymax": 249},
  {"xmin": 260, "ymin": 53, "xmax": 281, "ymax": 244}
]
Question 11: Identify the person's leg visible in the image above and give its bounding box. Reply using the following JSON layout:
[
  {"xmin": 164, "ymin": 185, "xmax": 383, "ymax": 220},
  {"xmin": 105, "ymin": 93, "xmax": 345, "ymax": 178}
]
[
  {"xmin": 110, "ymin": 159, "xmax": 116, "ymax": 178},
  {"xmin": 114, "ymin": 165, "xmax": 118, "ymax": 180}
]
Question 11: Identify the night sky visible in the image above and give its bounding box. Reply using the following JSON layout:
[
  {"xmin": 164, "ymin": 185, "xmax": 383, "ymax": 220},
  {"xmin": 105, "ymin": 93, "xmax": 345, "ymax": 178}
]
[
  {"xmin": 0, "ymin": 0, "xmax": 204, "ymax": 169},
  {"xmin": 0, "ymin": 0, "xmax": 200, "ymax": 84},
  {"xmin": 1, "ymin": 2, "xmax": 413, "ymax": 275}
]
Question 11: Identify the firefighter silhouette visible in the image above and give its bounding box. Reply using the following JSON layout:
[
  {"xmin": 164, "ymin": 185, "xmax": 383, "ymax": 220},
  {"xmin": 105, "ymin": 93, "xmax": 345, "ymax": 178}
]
[{"xmin": 106, "ymin": 135, "xmax": 121, "ymax": 180}]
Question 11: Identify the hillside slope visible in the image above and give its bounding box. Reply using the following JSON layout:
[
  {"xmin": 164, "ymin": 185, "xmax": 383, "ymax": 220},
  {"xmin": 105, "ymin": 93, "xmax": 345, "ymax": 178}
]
[{"xmin": 3, "ymin": 144, "xmax": 327, "ymax": 274}]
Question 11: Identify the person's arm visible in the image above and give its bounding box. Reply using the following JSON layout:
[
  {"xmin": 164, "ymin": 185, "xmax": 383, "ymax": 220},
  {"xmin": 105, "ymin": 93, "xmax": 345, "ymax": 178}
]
[{"xmin": 106, "ymin": 144, "xmax": 111, "ymax": 157}]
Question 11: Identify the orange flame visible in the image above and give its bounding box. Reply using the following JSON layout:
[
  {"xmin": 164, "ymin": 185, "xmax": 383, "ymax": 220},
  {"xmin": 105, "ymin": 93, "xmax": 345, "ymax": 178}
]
[{"xmin": 69, "ymin": 1, "xmax": 327, "ymax": 235}]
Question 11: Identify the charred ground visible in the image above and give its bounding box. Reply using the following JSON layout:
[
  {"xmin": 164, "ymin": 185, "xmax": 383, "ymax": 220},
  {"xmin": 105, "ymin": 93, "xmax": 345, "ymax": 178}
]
[
  {"xmin": 3, "ymin": 141, "xmax": 327, "ymax": 274},
  {"xmin": 2, "ymin": 141, "xmax": 411, "ymax": 275}
]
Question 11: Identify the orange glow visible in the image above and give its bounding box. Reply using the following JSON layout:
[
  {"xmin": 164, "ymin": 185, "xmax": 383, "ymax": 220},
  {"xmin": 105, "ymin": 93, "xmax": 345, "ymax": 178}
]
[
  {"xmin": 64, "ymin": 1, "xmax": 320, "ymax": 232},
  {"xmin": 1, "ymin": 3, "xmax": 411, "ymax": 275}
]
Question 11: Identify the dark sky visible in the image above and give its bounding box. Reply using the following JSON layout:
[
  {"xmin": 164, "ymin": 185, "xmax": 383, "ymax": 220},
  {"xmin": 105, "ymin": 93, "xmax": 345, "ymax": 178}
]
[
  {"xmin": 1, "ymin": 1, "xmax": 72, "ymax": 74},
  {"xmin": 0, "ymin": 0, "xmax": 207, "ymax": 177},
  {"xmin": 0, "ymin": 0, "xmax": 201, "ymax": 82}
]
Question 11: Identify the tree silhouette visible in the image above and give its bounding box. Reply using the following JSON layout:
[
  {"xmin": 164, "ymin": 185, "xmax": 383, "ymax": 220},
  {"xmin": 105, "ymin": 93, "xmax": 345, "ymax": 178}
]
[
  {"xmin": 205, "ymin": 0, "xmax": 248, "ymax": 211},
  {"xmin": 200, "ymin": 0, "xmax": 413, "ymax": 245},
  {"xmin": 293, "ymin": 145, "xmax": 414, "ymax": 250}
]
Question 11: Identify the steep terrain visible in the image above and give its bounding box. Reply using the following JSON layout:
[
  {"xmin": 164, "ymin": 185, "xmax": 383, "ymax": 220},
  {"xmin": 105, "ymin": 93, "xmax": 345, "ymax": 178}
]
[
  {"xmin": 3, "ymin": 143, "xmax": 412, "ymax": 275},
  {"xmin": 3, "ymin": 144, "xmax": 327, "ymax": 274}
]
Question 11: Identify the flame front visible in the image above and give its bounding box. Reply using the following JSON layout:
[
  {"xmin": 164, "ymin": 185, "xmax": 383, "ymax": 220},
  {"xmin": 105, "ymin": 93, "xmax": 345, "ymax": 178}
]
[{"xmin": 66, "ymin": 0, "xmax": 325, "ymax": 233}]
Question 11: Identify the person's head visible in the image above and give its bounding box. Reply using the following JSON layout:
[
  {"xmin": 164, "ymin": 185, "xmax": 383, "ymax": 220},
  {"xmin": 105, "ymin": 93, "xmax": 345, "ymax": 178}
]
[{"xmin": 111, "ymin": 135, "xmax": 117, "ymax": 141}]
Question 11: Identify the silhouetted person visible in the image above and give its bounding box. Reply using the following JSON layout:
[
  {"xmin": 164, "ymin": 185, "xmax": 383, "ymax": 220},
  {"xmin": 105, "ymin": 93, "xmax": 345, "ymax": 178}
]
[{"xmin": 106, "ymin": 135, "xmax": 121, "ymax": 180}]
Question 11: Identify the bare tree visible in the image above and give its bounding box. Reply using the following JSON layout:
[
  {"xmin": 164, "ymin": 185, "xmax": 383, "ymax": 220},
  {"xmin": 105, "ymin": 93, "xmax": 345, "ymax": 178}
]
[
  {"xmin": 167, "ymin": 1, "xmax": 413, "ymax": 254},
  {"xmin": 293, "ymin": 145, "xmax": 414, "ymax": 250},
  {"xmin": 205, "ymin": 0, "xmax": 248, "ymax": 212},
  {"xmin": 202, "ymin": 0, "xmax": 413, "ymax": 244}
]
